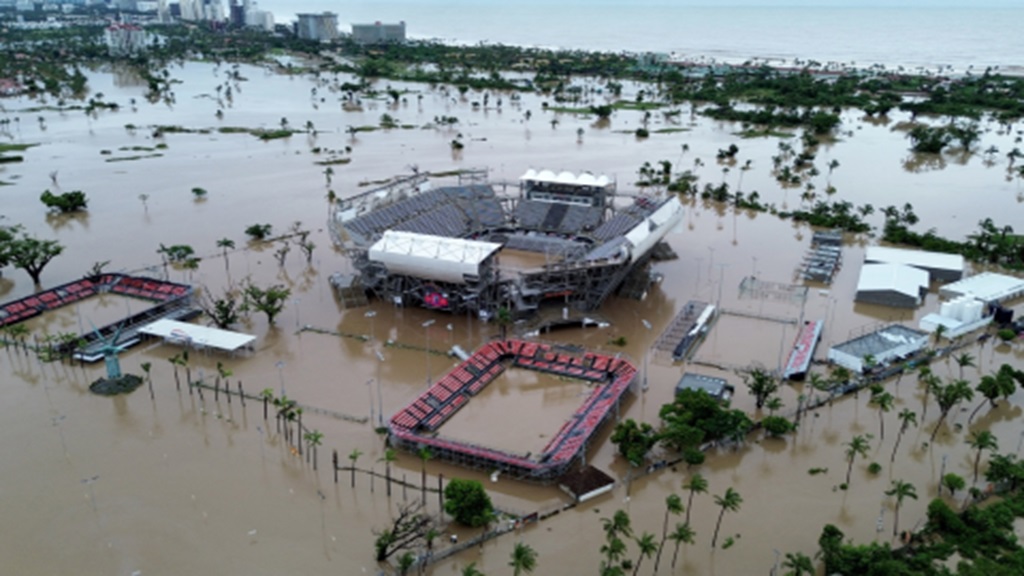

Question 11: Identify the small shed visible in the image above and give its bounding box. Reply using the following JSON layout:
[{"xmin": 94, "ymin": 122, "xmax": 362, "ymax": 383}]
[
  {"xmin": 864, "ymin": 246, "xmax": 963, "ymax": 282},
  {"xmin": 855, "ymin": 263, "xmax": 928, "ymax": 308},
  {"xmin": 675, "ymin": 373, "xmax": 734, "ymax": 402},
  {"xmin": 559, "ymin": 466, "xmax": 616, "ymax": 503}
]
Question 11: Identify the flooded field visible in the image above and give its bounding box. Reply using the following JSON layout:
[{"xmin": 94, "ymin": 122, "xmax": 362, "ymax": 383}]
[{"xmin": 2, "ymin": 58, "xmax": 1023, "ymax": 575}]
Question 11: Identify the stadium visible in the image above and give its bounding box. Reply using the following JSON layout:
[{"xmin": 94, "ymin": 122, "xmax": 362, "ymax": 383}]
[{"xmin": 328, "ymin": 169, "xmax": 685, "ymax": 319}]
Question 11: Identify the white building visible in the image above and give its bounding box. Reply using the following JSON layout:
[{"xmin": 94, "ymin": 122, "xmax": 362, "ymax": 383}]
[
  {"xmin": 104, "ymin": 23, "xmax": 149, "ymax": 56},
  {"xmin": 296, "ymin": 12, "xmax": 338, "ymax": 42},
  {"xmin": 864, "ymin": 246, "xmax": 964, "ymax": 282},
  {"xmin": 351, "ymin": 21, "xmax": 407, "ymax": 44},
  {"xmin": 828, "ymin": 324, "xmax": 929, "ymax": 373},
  {"xmin": 939, "ymin": 272, "xmax": 1024, "ymax": 306},
  {"xmin": 855, "ymin": 263, "xmax": 929, "ymax": 308}
]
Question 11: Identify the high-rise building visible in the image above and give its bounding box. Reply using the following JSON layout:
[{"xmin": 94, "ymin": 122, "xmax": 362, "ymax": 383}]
[
  {"xmin": 351, "ymin": 21, "xmax": 407, "ymax": 45},
  {"xmin": 296, "ymin": 12, "xmax": 338, "ymax": 42}
]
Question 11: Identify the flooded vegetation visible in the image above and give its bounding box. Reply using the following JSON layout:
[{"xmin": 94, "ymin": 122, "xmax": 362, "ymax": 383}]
[{"xmin": 2, "ymin": 19, "xmax": 1024, "ymax": 576}]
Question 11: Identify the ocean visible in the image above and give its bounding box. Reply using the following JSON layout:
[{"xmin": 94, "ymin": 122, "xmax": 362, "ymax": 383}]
[{"xmin": 253, "ymin": 1, "xmax": 1024, "ymax": 74}]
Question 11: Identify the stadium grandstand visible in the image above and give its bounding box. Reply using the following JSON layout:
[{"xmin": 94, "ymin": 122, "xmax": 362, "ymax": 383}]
[
  {"xmin": 389, "ymin": 339, "xmax": 637, "ymax": 482},
  {"xmin": 329, "ymin": 169, "xmax": 685, "ymax": 319}
]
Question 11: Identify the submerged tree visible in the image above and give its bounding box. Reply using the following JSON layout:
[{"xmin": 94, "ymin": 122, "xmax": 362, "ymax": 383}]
[
  {"xmin": 844, "ymin": 434, "xmax": 871, "ymax": 488},
  {"xmin": 711, "ymin": 487, "xmax": 742, "ymax": 548},
  {"xmin": 0, "ymin": 226, "xmax": 65, "ymax": 285},
  {"xmin": 884, "ymin": 479, "xmax": 917, "ymax": 537},
  {"xmin": 891, "ymin": 409, "xmax": 917, "ymax": 463},
  {"xmin": 967, "ymin": 430, "xmax": 998, "ymax": 484},
  {"xmin": 242, "ymin": 282, "xmax": 291, "ymax": 325},
  {"xmin": 373, "ymin": 500, "xmax": 433, "ymax": 562}
]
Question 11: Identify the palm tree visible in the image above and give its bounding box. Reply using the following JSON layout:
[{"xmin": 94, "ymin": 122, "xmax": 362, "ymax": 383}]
[
  {"xmin": 168, "ymin": 353, "xmax": 182, "ymax": 388},
  {"xmin": 380, "ymin": 448, "xmax": 397, "ymax": 497},
  {"xmin": 683, "ymin": 473, "xmax": 708, "ymax": 525},
  {"xmin": 461, "ymin": 562, "xmax": 485, "ymax": 576},
  {"xmin": 967, "ymin": 430, "xmax": 998, "ymax": 483},
  {"xmin": 509, "ymin": 542, "xmax": 537, "ymax": 575},
  {"xmin": 782, "ymin": 551, "xmax": 814, "ymax": 576},
  {"xmin": 954, "ymin": 352, "xmax": 975, "ymax": 379},
  {"xmin": 668, "ymin": 522, "xmax": 695, "ymax": 570},
  {"xmin": 348, "ymin": 448, "xmax": 363, "ymax": 488},
  {"xmin": 891, "ymin": 409, "xmax": 917, "ymax": 462},
  {"xmin": 631, "ymin": 532, "xmax": 657, "ymax": 576},
  {"xmin": 885, "ymin": 479, "xmax": 918, "ymax": 537},
  {"xmin": 496, "ymin": 306, "xmax": 513, "ymax": 340},
  {"xmin": 304, "ymin": 429, "xmax": 324, "ymax": 469},
  {"xmin": 140, "ymin": 361, "xmax": 153, "ymax": 397},
  {"xmin": 397, "ymin": 551, "xmax": 415, "ymax": 575},
  {"xmin": 216, "ymin": 238, "xmax": 234, "ymax": 270},
  {"xmin": 418, "ymin": 447, "xmax": 433, "ymax": 504},
  {"xmin": 970, "ymin": 365, "xmax": 1019, "ymax": 422},
  {"xmin": 711, "ymin": 488, "xmax": 742, "ymax": 548},
  {"xmin": 599, "ymin": 536, "xmax": 628, "ymax": 572},
  {"xmin": 654, "ymin": 494, "xmax": 683, "ymax": 573},
  {"xmin": 931, "ymin": 379, "xmax": 974, "ymax": 441},
  {"xmin": 868, "ymin": 389, "xmax": 894, "ymax": 440},
  {"xmin": 844, "ymin": 434, "xmax": 871, "ymax": 487},
  {"xmin": 601, "ymin": 509, "xmax": 633, "ymax": 542}
]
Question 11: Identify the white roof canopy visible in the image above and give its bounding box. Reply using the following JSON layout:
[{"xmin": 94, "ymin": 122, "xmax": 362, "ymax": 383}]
[
  {"xmin": 519, "ymin": 169, "xmax": 610, "ymax": 188},
  {"xmin": 940, "ymin": 272, "xmax": 1024, "ymax": 303},
  {"xmin": 865, "ymin": 246, "xmax": 963, "ymax": 273},
  {"xmin": 140, "ymin": 319, "xmax": 256, "ymax": 352},
  {"xmin": 369, "ymin": 230, "xmax": 502, "ymax": 284},
  {"xmin": 857, "ymin": 263, "xmax": 929, "ymax": 298}
]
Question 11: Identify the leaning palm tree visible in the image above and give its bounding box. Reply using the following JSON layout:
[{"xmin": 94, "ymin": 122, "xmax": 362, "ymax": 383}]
[
  {"xmin": 631, "ymin": 532, "xmax": 657, "ymax": 576},
  {"xmin": 844, "ymin": 434, "xmax": 871, "ymax": 487},
  {"xmin": 668, "ymin": 522, "xmax": 695, "ymax": 570},
  {"xmin": 509, "ymin": 542, "xmax": 537, "ymax": 576},
  {"xmin": 418, "ymin": 447, "xmax": 433, "ymax": 504},
  {"xmin": 216, "ymin": 238, "xmax": 235, "ymax": 271},
  {"xmin": 885, "ymin": 479, "xmax": 918, "ymax": 537},
  {"xmin": 930, "ymin": 379, "xmax": 974, "ymax": 441},
  {"xmin": 347, "ymin": 448, "xmax": 363, "ymax": 488},
  {"xmin": 654, "ymin": 494, "xmax": 683, "ymax": 573},
  {"xmin": 782, "ymin": 551, "xmax": 814, "ymax": 576},
  {"xmin": 954, "ymin": 352, "xmax": 975, "ymax": 380},
  {"xmin": 967, "ymin": 430, "xmax": 998, "ymax": 484},
  {"xmin": 601, "ymin": 509, "xmax": 633, "ymax": 542},
  {"xmin": 683, "ymin": 473, "xmax": 708, "ymax": 525},
  {"xmin": 917, "ymin": 366, "xmax": 936, "ymax": 419},
  {"xmin": 461, "ymin": 562, "xmax": 485, "ymax": 576},
  {"xmin": 891, "ymin": 409, "xmax": 917, "ymax": 463},
  {"xmin": 711, "ymin": 487, "xmax": 742, "ymax": 548}
]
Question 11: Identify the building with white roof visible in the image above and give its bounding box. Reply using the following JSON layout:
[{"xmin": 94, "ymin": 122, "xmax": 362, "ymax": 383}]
[
  {"xmin": 855, "ymin": 263, "xmax": 929, "ymax": 308},
  {"xmin": 368, "ymin": 231, "xmax": 502, "ymax": 285},
  {"xmin": 864, "ymin": 246, "xmax": 963, "ymax": 282},
  {"xmin": 828, "ymin": 324, "xmax": 929, "ymax": 373},
  {"xmin": 939, "ymin": 272, "xmax": 1024, "ymax": 305}
]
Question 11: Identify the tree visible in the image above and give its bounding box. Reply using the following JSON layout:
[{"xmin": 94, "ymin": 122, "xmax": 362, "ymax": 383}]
[
  {"xmin": 40, "ymin": 189, "xmax": 88, "ymax": 213},
  {"xmin": 683, "ymin": 473, "xmax": 708, "ymax": 525},
  {"xmin": 970, "ymin": 364, "xmax": 1020, "ymax": 422},
  {"xmin": 891, "ymin": 409, "xmax": 917, "ymax": 463},
  {"xmin": 373, "ymin": 500, "xmax": 433, "ymax": 562},
  {"xmin": 942, "ymin": 472, "xmax": 966, "ymax": 497},
  {"xmin": 930, "ymin": 379, "xmax": 974, "ymax": 441},
  {"xmin": 954, "ymin": 352, "xmax": 975, "ymax": 379},
  {"xmin": 762, "ymin": 415, "xmax": 796, "ymax": 437},
  {"xmin": 242, "ymin": 282, "xmax": 291, "ymax": 325},
  {"xmin": 245, "ymin": 223, "xmax": 273, "ymax": 240},
  {"xmin": 668, "ymin": 522, "xmax": 695, "ymax": 570},
  {"xmin": 444, "ymin": 478, "xmax": 494, "ymax": 527},
  {"xmin": 348, "ymin": 448, "xmax": 363, "ymax": 488},
  {"xmin": 461, "ymin": 562, "xmax": 485, "ymax": 576},
  {"xmin": 744, "ymin": 368, "xmax": 778, "ymax": 409},
  {"xmin": 610, "ymin": 418, "xmax": 657, "ymax": 467},
  {"xmin": 782, "ymin": 551, "xmax": 814, "ymax": 576},
  {"xmin": 304, "ymin": 429, "xmax": 323, "ymax": 470},
  {"xmin": 711, "ymin": 487, "xmax": 742, "ymax": 548},
  {"xmin": 631, "ymin": 532, "xmax": 657, "ymax": 576},
  {"xmin": 418, "ymin": 447, "xmax": 433, "ymax": 503},
  {"xmin": 396, "ymin": 552, "xmax": 415, "ymax": 575},
  {"xmin": 884, "ymin": 479, "xmax": 917, "ymax": 537},
  {"xmin": 509, "ymin": 542, "xmax": 537, "ymax": 576},
  {"xmin": 654, "ymin": 494, "xmax": 683, "ymax": 573},
  {"xmin": 600, "ymin": 509, "xmax": 632, "ymax": 572},
  {"xmin": 967, "ymin": 430, "xmax": 998, "ymax": 484},
  {"xmin": 0, "ymin": 226, "xmax": 64, "ymax": 285},
  {"xmin": 844, "ymin": 434, "xmax": 871, "ymax": 487},
  {"xmin": 380, "ymin": 448, "xmax": 397, "ymax": 498},
  {"xmin": 495, "ymin": 306, "xmax": 512, "ymax": 340},
  {"xmin": 868, "ymin": 388, "xmax": 894, "ymax": 440},
  {"xmin": 216, "ymin": 237, "xmax": 235, "ymax": 269}
]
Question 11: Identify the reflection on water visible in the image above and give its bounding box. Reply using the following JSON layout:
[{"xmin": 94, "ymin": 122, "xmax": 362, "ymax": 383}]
[{"xmin": 1, "ymin": 59, "xmax": 1022, "ymax": 575}]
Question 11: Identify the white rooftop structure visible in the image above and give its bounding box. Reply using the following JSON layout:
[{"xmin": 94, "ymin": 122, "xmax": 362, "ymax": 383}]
[
  {"xmin": 864, "ymin": 246, "xmax": 963, "ymax": 281},
  {"xmin": 140, "ymin": 319, "xmax": 256, "ymax": 352},
  {"xmin": 856, "ymin": 263, "xmax": 929, "ymax": 307},
  {"xmin": 519, "ymin": 169, "xmax": 611, "ymax": 188},
  {"xmin": 623, "ymin": 196, "xmax": 686, "ymax": 263},
  {"xmin": 368, "ymin": 230, "xmax": 502, "ymax": 285},
  {"xmin": 939, "ymin": 272, "xmax": 1024, "ymax": 304}
]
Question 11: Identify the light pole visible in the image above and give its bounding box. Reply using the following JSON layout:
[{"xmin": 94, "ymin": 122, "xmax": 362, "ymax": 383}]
[
  {"xmin": 366, "ymin": 378, "xmax": 375, "ymax": 424},
  {"xmin": 422, "ymin": 319, "xmax": 435, "ymax": 388},
  {"xmin": 364, "ymin": 310, "xmax": 377, "ymax": 344},
  {"xmin": 275, "ymin": 360, "xmax": 286, "ymax": 397},
  {"xmin": 640, "ymin": 318, "xmax": 652, "ymax": 392},
  {"xmin": 375, "ymin": 350, "xmax": 385, "ymax": 427}
]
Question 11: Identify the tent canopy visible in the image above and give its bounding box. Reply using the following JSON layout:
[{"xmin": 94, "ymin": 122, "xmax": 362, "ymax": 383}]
[{"xmin": 140, "ymin": 319, "xmax": 256, "ymax": 352}]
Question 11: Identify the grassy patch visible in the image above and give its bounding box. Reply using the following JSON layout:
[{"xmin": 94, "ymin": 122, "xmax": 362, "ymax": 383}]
[
  {"xmin": 735, "ymin": 128, "xmax": 795, "ymax": 139},
  {"xmin": 315, "ymin": 158, "xmax": 352, "ymax": 166},
  {"xmin": 544, "ymin": 105, "xmax": 591, "ymax": 114},
  {"xmin": 652, "ymin": 127, "xmax": 690, "ymax": 134},
  {"xmin": 349, "ymin": 125, "xmax": 379, "ymax": 133},
  {"xmin": 0, "ymin": 143, "xmax": 38, "ymax": 153},
  {"xmin": 613, "ymin": 100, "xmax": 663, "ymax": 111},
  {"xmin": 105, "ymin": 153, "xmax": 164, "ymax": 163}
]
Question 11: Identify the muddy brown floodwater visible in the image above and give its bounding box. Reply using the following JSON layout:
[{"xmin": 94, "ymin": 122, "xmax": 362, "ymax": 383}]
[{"xmin": 1, "ymin": 59, "xmax": 1023, "ymax": 575}]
